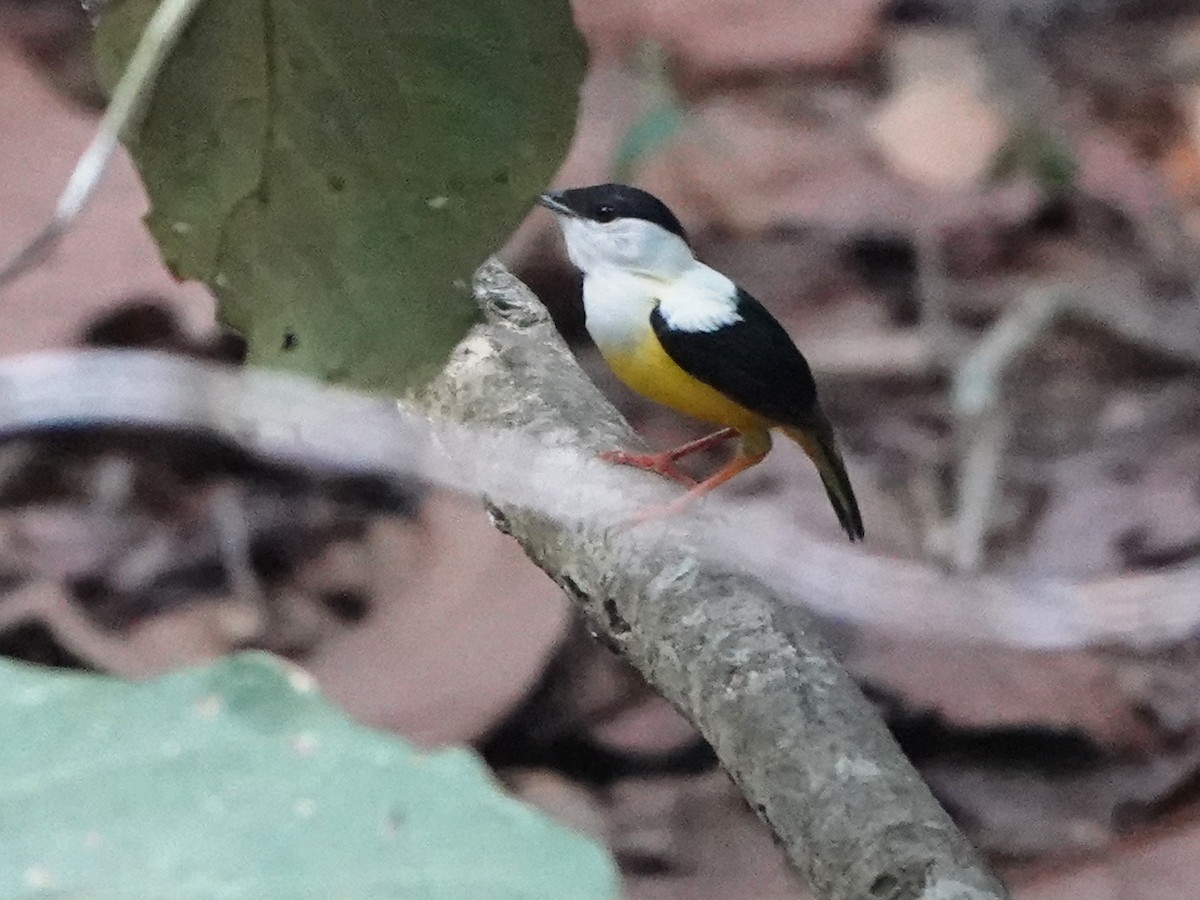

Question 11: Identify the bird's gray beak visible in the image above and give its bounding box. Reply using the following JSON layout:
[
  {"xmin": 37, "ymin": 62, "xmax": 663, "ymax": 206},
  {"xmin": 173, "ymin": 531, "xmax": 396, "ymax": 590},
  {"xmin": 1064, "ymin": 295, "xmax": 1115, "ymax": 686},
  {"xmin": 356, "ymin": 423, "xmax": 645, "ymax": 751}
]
[{"xmin": 537, "ymin": 191, "xmax": 578, "ymax": 218}]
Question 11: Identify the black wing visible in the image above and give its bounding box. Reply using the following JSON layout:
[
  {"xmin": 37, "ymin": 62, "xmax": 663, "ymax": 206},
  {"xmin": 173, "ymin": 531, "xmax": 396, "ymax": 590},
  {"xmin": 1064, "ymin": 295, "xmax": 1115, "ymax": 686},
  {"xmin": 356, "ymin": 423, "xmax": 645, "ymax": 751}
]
[{"xmin": 651, "ymin": 288, "xmax": 818, "ymax": 426}]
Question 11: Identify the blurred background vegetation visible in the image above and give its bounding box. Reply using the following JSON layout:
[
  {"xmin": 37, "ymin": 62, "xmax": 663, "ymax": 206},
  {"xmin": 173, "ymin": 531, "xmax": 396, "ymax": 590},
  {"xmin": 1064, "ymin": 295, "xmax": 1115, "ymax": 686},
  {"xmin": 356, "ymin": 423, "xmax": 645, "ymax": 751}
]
[{"xmin": 2, "ymin": 0, "xmax": 1200, "ymax": 896}]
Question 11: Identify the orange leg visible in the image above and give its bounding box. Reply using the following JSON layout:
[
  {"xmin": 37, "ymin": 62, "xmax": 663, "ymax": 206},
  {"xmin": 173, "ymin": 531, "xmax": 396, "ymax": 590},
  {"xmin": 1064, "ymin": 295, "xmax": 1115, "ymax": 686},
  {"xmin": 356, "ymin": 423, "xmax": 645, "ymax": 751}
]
[
  {"xmin": 641, "ymin": 449, "xmax": 768, "ymax": 520},
  {"xmin": 631, "ymin": 428, "xmax": 773, "ymax": 522},
  {"xmin": 600, "ymin": 427, "xmax": 737, "ymax": 487}
]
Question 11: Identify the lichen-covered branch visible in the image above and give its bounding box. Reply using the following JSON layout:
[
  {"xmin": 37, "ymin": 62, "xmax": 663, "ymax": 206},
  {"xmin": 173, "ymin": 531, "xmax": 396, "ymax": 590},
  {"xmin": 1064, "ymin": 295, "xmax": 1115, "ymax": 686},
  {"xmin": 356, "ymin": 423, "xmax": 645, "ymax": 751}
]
[{"xmin": 422, "ymin": 260, "xmax": 1012, "ymax": 900}]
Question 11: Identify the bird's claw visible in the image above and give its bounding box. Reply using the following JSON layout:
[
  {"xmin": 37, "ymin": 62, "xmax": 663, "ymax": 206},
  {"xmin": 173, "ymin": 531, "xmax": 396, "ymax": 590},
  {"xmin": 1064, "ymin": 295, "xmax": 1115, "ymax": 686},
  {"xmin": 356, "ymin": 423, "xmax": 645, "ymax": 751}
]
[{"xmin": 599, "ymin": 449, "xmax": 699, "ymax": 487}]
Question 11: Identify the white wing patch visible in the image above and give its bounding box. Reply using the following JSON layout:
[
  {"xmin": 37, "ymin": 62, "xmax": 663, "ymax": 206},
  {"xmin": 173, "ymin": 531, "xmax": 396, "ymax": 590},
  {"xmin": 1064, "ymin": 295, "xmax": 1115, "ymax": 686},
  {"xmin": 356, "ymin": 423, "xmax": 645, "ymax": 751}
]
[
  {"xmin": 657, "ymin": 264, "xmax": 742, "ymax": 333},
  {"xmin": 659, "ymin": 299, "xmax": 742, "ymax": 333}
]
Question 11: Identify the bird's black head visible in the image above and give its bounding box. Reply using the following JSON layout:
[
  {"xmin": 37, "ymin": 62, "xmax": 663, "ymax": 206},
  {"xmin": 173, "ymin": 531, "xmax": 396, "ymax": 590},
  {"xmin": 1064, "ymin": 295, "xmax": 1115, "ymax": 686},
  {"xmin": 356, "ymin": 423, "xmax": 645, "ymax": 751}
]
[{"xmin": 538, "ymin": 183, "xmax": 689, "ymax": 245}]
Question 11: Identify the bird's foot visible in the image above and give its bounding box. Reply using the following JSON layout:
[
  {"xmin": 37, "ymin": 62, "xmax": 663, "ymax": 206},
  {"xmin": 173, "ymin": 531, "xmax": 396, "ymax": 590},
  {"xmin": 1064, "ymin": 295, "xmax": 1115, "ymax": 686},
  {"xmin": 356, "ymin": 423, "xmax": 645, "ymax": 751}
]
[
  {"xmin": 630, "ymin": 450, "xmax": 768, "ymax": 523},
  {"xmin": 599, "ymin": 429, "xmax": 737, "ymax": 488},
  {"xmin": 599, "ymin": 449, "xmax": 699, "ymax": 487}
]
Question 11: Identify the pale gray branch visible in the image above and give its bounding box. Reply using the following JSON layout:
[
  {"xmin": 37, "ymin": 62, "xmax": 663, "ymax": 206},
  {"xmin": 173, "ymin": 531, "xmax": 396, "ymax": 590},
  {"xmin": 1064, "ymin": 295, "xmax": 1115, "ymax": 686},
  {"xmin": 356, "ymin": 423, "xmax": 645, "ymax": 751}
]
[
  {"xmin": 422, "ymin": 261, "xmax": 1011, "ymax": 900},
  {"xmin": 0, "ymin": 348, "xmax": 427, "ymax": 487},
  {"xmin": 0, "ymin": 345, "xmax": 1196, "ymax": 650}
]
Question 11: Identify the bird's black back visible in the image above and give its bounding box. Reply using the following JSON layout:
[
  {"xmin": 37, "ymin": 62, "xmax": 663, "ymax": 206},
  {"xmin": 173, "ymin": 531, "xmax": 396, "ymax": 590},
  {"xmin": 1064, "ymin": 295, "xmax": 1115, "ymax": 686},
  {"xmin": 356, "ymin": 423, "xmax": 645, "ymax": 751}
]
[{"xmin": 650, "ymin": 288, "xmax": 818, "ymax": 426}]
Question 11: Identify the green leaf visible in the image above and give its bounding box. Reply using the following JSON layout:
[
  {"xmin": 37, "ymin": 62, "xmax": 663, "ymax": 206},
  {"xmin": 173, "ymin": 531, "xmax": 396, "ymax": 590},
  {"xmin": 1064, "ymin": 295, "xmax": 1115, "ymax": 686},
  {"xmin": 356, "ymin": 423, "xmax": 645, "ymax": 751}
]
[
  {"xmin": 0, "ymin": 653, "xmax": 618, "ymax": 899},
  {"xmin": 93, "ymin": 0, "xmax": 584, "ymax": 393},
  {"xmin": 987, "ymin": 125, "xmax": 1078, "ymax": 198},
  {"xmin": 613, "ymin": 42, "xmax": 685, "ymax": 183},
  {"xmin": 614, "ymin": 100, "xmax": 685, "ymax": 184}
]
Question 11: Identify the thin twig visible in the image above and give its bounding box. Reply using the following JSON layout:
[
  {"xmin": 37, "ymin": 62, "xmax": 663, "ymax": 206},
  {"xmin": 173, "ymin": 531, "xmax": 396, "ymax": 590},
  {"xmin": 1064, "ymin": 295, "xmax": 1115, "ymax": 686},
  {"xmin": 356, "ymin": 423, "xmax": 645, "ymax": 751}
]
[
  {"xmin": 949, "ymin": 288, "xmax": 1059, "ymax": 572},
  {"xmin": 948, "ymin": 277, "xmax": 1200, "ymax": 570},
  {"xmin": 952, "ymin": 404, "xmax": 1010, "ymax": 573},
  {"xmin": 0, "ymin": 0, "xmax": 207, "ymax": 290},
  {"xmin": 951, "ymin": 286, "xmax": 1062, "ymax": 422},
  {"xmin": 209, "ymin": 482, "xmax": 268, "ymax": 609}
]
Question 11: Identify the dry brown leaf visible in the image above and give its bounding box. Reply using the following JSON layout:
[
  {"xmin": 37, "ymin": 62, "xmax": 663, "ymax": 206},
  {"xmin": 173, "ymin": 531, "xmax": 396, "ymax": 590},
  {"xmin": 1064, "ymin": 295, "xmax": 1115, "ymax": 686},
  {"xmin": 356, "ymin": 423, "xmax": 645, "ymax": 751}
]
[
  {"xmin": 1014, "ymin": 816, "xmax": 1200, "ymax": 899},
  {"xmin": 618, "ymin": 772, "xmax": 808, "ymax": 899},
  {"xmin": 871, "ymin": 30, "xmax": 1007, "ymax": 189},
  {"xmin": 306, "ymin": 492, "xmax": 571, "ymax": 746},
  {"xmin": 644, "ymin": 0, "xmax": 885, "ymax": 76},
  {"xmin": 850, "ymin": 636, "xmax": 1169, "ymax": 752}
]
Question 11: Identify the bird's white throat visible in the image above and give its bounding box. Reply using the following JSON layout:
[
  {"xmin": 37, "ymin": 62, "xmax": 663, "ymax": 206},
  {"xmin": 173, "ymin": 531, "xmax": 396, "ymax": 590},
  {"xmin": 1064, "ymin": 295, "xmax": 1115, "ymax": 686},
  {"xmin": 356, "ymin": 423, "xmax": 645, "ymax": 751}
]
[
  {"xmin": 581, "ymin": 262, "xmax": 742, "ymax": 354},
  {"xmin": 558, "ymin": 216, "xmax": 693, "ymax": 281}
]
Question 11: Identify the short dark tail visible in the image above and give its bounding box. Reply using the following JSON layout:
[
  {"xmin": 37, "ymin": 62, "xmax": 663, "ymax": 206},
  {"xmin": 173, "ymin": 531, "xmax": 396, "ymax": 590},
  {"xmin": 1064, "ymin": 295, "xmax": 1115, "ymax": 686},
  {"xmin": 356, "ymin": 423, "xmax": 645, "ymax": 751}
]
[{"xmin": 783, "ymin": 416, "xmax": 864, "ymax": 542}]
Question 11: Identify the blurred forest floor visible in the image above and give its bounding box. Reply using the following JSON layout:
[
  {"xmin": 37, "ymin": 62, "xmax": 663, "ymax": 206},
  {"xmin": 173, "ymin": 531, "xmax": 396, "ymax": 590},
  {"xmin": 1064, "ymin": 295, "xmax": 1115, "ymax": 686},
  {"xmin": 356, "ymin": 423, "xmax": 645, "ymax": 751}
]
[{"xmin": 3, "ymin": 0, "xmax": 1200, "ymax": 897}]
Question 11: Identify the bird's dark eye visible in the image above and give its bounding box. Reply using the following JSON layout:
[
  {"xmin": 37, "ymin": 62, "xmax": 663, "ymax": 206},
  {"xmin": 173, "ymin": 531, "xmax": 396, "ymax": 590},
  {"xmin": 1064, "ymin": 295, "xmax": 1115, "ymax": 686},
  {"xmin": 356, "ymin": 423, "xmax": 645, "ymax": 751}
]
[{"xmin": 595, "ymin": 205, "xmax": 616, "ymax": 223}]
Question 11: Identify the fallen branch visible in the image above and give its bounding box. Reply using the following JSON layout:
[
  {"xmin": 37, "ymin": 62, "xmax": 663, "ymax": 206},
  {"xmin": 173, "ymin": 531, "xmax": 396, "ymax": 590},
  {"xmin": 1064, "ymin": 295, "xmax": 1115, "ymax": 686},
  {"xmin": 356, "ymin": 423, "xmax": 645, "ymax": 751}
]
[
  {"xmin": 422, "ymin": 260, "xmax": 1011, "ymax": 900},
  {"xmin": 948, "ymin": 280, "xmax": 1200, "ymax": 571},
  {"xmin": 0, "ymin": 345, "xmax": 1196, "ymax": 649},
  {"xmin": 0, "ymin": 348, "xmax": 427, "ymax": 491}
]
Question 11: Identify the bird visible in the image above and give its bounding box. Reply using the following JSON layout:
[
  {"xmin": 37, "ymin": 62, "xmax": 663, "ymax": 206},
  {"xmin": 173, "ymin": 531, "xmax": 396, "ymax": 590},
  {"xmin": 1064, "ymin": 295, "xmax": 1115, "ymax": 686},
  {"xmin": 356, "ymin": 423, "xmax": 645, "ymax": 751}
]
[{"xmin": 537, "ymin": 183, "xmax": 864, "ymax": 542}]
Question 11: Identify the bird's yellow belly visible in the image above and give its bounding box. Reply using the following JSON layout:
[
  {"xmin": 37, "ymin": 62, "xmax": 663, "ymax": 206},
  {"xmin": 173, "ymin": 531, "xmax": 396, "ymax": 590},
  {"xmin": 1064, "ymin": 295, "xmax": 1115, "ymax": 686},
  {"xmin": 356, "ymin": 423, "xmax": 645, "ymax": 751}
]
[{"xmin": 600, "ymin": 331, "xmax": 768, "ymax": 431}]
